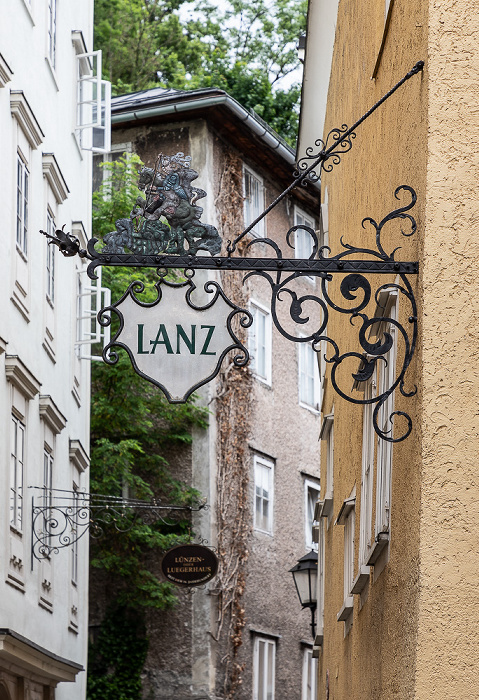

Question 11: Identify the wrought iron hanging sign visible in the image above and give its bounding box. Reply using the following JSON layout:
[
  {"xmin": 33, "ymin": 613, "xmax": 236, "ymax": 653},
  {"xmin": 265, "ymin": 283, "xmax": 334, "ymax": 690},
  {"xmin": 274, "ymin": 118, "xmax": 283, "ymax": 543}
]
[
  {"xmin": 100, "ymin": 275, "xmax": 251, "ymax": 402},
  {"xmin": 41, "ymin": 61, "xmax": 424, "ymax": 443},
  {"xmin": 30, "ymin": 486, "xmax": 208, "ymax": 561},
  {"xmin": 161, "ymin": 543, "xmax": 218, "ymax": 587}
]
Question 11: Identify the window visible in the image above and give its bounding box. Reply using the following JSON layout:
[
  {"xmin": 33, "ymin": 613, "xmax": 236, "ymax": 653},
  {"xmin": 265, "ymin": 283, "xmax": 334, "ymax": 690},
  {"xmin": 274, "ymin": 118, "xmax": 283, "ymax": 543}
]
[
  {"xmin": 243, "ymin": 165, "xmax": 264, "ymax": 237},
  {"xmin": 354, "ymin": 375, "xmax": 375, "ymax": 591},
  {"xmin": 302, "ymin": 648, "xmax": 317, "ymax": 700},
  {"xmin": 316, "ymin": 519, "xmax": 325, "ymax": 643},
  {"xmin": 75, "ymin": 267, "xmax": 111, "ymax": 360},
  {"xmin": 46, "ymin": 208, "xmax": 55, "ymax": 303},
  {"xmin": 294, "ymin": 207, "xmax": 316, "ymax": 282},
  {"xmin": 92, "ymin": 143, "xmax": 133, "ymax": 193},
  {"xmin": 249, "ymin": 301, "xmax": 272, "ymax": 385},
  {"xmin": 320, "ymin": 413, "xmax": 334, "ymax": 519},
  {"xmin": 253, "ymin": 637, "xmax": 276, "ymax": 700},
  {"xmin": 43, "ymin": 449, "xmax": 54, "ymax": 546},
  {"xmin": 76, "ymin": 51, "xmax": 111, "ymax": 153},
  {"xmin": 254, "ymin": 455, "xmax": 274, "ymax": 534},
  {"xmin": 10, "ymin": 415, "xmax": 25, "ymax": 531},
  {"xmin": 71, "ymin": 484, "xmax": 79, "ymax": 584},
  {"xmin": 298, "ymin": 342, "xmax": 321, "ymax": 410},
  {"xmin": 374, "ymin": 293, "xmax": 398, "ymax": 540},
  {"xmin": 336, "ymin": 493, "xmax": 355, "ymax": 622},
  {"xmin": 47, "ymin": 0, "xmax": 57, "ymax": 67},
  {"xmin": 305, "ymin": 480, "xmax": 320, "ymax": 550},
  {"xmin": 16, "ymin": 153, "xmax": 29, "ymax": 256}
]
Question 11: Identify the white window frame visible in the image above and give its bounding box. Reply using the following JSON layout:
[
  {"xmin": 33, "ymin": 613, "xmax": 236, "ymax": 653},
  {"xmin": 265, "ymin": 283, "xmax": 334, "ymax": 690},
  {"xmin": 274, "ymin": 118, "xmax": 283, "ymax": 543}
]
[
  {"xmin": 316, "ymin": 518, "xmax": 325, "ymax": 643},
  {"xmin": 47, "ymin": 0, "xmax": 57, "ymax": 68},
  {"xmin": 375, "ymin": 292, "xmax": 398, "ymax": 538},
  {"xmin": 336, "ymin": 492, "xmax": 355, "ymax": 622},
  {"xmin": 92, "ymin": 142, "xmax": 133, "ymax": 193},
  {"xmin": 302, "ymin": 647, "xmax": 317, "ymax": 700},
  {"xmin": 76, "ymin": 51, "xmax": 111, "ymax": 153},
  {"xmin": 46, "ymin": 207, "xmax": 55, "ymax": 304},
  {"xmin": 10, "ymin": 414, "xmax": 25, "ymax": 532},
  {"xmin": 298, "ymin": 341, "xmax": 321, "ymax": 411},
  {"xmin": 243, "ymin": 164, "xmax": 265, "ymax": 237},
  {"xmin": 294, "ymin": 206, "xmax": 316, "ymax": 283},
  {"xmin": 43, "ymin": 448, "xmax": 54, "ymax": 547},
  {"xmin": 353, "ymin": 374, "xmax": 376, "ymax": 592},
  {"xmin": 253, "ymin": 636, "xmax": 276, "ymax": 700},
  {"xmin": 253, "ymin": 455, "xmax": 274, "ymax": 535},
  {"xmin": 16, "ymin": 152, "xmax": 29, "ymax": 257},
  {"xmin": 75, "ymin": 267, "xmax": 111, "ymax": 360},
  {"xmin": 249, "ymin": 300, "xmax": 272, "ymax": 386},
  {"xmin": 319, "ymin": 412, "xmax": 334, "ymax": 520},
  {"xmin": 304, "ymin": 479, "xmax": 320, "ymax": 551},
  {"xmin": 71, "ymin": 483, "xmax": 79, "ymax": 585}
]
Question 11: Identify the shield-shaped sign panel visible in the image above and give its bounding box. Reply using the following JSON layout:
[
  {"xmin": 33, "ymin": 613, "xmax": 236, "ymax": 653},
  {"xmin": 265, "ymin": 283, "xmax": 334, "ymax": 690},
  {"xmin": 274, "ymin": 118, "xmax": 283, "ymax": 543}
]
[{"xmin": 100, "ymin": 277, "xmax": 252, "ymax": 402}]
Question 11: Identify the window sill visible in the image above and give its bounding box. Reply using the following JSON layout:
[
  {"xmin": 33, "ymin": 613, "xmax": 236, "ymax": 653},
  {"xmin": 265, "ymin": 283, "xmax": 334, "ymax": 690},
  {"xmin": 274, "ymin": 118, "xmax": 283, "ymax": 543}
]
[
  {"xmin": 366, "ymin": 532, "xmax": 389, "ymax": 565},
  {"xmin": 351, "ymin": 565, "xmax": 370, "ymax": 594},
  {"xmin": 320, "ymin": 495, "xmax": 333, "ymax": 518},
  {"xmin": 45, "ymin": 56, "xmax": 59, "ymax": 91},
  {"xmin": 16, "ymin": 245, "xmax": 28, "ymax": 263},
  {"xmin": 299, "ymin": 401, "xmax": 321, "ymax": 415},
  {"xmin": 253, "ymin": 373, "xmax": 272, "ymax": 388},
  {"xmin": 337, "ymin": 597, "xmax": 354, "ymax": 622}
]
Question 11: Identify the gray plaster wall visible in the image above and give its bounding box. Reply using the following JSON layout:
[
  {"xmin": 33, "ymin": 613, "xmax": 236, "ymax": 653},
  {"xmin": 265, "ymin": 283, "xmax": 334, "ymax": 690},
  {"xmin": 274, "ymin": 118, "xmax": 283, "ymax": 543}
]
[{"xmin": 106, "ymin": 119, "xmax": 321, "ymax": 699}]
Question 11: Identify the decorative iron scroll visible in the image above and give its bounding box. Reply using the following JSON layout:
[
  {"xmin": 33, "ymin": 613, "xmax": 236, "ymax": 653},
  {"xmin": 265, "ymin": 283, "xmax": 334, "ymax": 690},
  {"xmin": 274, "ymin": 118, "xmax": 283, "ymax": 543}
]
[
  {"xmin": 31, "ymin": 487, "xmax": 208, "ymax": 560},
  {"xmin": 39, "ymin": 61, "xmax": 424, "ymax": 442},
  {"xmin": 240, "ymin": 184, "xmax": 418, "ymax": 444}
]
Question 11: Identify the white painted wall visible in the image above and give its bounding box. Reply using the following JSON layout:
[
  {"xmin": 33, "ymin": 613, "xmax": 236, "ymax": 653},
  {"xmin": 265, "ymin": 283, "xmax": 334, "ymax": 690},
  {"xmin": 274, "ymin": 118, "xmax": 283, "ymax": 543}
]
[
  {"xmin": 297, "ymin": 0, "xmax": 340, "ymax": 161},
  {"xmin": 0, "ymin": 1, "xmax": 95, "ymax": 698}
]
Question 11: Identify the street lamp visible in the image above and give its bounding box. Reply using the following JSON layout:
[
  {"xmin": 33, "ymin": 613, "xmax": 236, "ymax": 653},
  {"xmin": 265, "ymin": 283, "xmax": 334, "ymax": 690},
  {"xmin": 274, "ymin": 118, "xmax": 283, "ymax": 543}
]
[{"xmin": 289, "ymin": 550, "xmax": 318, "ymax": 639}]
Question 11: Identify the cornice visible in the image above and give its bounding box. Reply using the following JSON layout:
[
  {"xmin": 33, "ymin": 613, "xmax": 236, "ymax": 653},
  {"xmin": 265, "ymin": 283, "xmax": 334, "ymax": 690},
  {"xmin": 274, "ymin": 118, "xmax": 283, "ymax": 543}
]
[
  {"xmin": 0, "ymin": 52, "xmax": 13, "ymax": 87},
  {"xmin": 39, "ymin": 395, "xmax": 67, "ymax": 434},
  {"xmin": 5, "ymin": 355, "xmax": 41, "ymax": 400},
  {"xmin": 42, "ymin": 153, "xmax": 69, "ymax": 203},
  {"xmin": 10, "ymin": 90, "xmax": 44, "ymax": 148},
  {"xmin": 69, "ymin": 439, "xmax": 90, "ymax": 472}
]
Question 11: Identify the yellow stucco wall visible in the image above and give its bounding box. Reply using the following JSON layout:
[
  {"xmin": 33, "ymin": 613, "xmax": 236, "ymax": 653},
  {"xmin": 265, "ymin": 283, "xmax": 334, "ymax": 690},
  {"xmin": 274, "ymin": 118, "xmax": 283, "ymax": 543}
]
[
  {"xmin": 312, "ymin": 0, "xmax": 479, "ymax": 697},
  {"xmin": 315, "ymin": 0, "xmax": 427, "ymax": 698},
  {"xmin": 415, "ymin": 1, "xmax": 479, "ymax": 697}
]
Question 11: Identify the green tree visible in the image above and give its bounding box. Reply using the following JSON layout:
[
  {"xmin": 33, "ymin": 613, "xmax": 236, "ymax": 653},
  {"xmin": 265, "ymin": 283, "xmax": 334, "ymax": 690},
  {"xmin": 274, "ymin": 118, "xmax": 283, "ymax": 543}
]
[
  {"xmin": 87, "ymin": 155, "xmax": 209, "ymax": 699},
  {"xmin": 94, "ymin": 0, "xmax": 307, "ymax": 144}
]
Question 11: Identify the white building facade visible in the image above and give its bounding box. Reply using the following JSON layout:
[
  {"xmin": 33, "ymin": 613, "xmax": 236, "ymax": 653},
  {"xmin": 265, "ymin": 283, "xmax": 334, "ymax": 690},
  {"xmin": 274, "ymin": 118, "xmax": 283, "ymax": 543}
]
[{"xmin": 0, "ymin": 2, "xmax": 109, "ymax": 699}]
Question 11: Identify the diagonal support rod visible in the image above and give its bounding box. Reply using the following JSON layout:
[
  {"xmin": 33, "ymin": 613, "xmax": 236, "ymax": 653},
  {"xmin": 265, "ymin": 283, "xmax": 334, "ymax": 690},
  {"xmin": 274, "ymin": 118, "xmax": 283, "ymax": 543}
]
[{"xmin": 227, "ymin": 60, "xmax": 424, "ymax": 255}]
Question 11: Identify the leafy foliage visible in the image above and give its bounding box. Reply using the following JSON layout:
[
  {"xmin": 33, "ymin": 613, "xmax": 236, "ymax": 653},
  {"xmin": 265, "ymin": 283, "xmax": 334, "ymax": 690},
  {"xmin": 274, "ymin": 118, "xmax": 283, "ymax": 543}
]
[
  {"xmin": 94, "ymin": 0, "xmax": 307, "ymax": 144},
  {"xmin": 90, "ymin": 155, "xmax": 208, "ymax": 611},
  {"xmin": 87, "ymin": 605, "xmax": 149, "ymax": 700}
]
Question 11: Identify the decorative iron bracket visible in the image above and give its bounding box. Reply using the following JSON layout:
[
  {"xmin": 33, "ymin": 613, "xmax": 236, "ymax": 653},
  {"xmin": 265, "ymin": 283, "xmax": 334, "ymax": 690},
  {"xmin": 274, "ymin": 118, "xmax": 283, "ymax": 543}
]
[
  {"xmin": 40, "ymin": 62, "xmax": 424, "ymax": 443},
  {"xmin": 31, "ymin": 487, "xmax": 207, "ymax": 561}
]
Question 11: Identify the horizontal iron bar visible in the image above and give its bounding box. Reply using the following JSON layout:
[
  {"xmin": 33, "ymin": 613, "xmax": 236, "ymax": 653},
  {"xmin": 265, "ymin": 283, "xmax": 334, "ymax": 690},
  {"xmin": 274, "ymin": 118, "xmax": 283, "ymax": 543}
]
[{"xmin": 90, "ymin": 254, "xmax": 418, "ymax": 274}]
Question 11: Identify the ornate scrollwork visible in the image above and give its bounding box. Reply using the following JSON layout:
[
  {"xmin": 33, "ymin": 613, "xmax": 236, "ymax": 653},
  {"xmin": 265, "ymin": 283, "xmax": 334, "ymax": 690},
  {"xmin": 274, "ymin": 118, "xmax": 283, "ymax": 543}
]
[
  {"xmin": 31, "ymin": 488, "xmax": 208, "ymax": 560},
  {"xmin": 294, "ymin": 124, "xmax": 357, "ymax": 183},
  {"xmin": 243, "ymin": 186, "xmax": 418, "ymax": 443}
]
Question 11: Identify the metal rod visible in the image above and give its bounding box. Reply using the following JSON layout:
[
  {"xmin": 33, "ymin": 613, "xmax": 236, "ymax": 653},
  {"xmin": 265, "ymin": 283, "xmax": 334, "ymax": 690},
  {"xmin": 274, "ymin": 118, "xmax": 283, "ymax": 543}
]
[
  {"xmin": 88, "ymin": 255, "xmax": 418, "ymax": 276},
  {"xmin": 227, "ymin": 60, "xmax": 424, "ymax": 255}
]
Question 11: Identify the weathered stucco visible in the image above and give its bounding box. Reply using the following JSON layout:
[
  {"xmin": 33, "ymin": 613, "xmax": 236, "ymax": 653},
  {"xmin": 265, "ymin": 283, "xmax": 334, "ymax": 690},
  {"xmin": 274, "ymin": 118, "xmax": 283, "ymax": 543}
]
[
  {"xmin": 416, "ymin": 1, "xmax": 479, "ymax": 697},
  {"xmin": 302, "ymin": 0, "xmax": 479, "ymax": 697},
  {"xmin": 308, "ymin": 0, "xmax": 427, "ymax": 698}
]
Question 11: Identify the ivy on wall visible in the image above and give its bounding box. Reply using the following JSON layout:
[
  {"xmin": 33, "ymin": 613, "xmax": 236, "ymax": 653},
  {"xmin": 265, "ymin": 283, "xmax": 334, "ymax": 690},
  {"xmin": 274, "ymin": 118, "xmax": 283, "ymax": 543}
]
[{"xmin": 213, "ymin": 150, "xmax": 254, "ymax": 698}]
